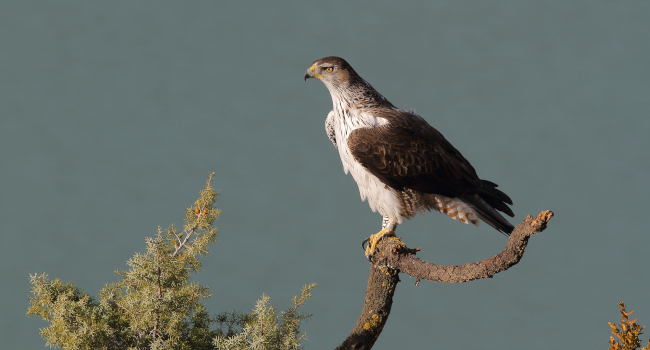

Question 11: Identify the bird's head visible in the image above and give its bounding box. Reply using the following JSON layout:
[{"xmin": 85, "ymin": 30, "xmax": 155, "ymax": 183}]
[{"xmin": 304, "ymin": 56, "xmax": 359, "ymax": 89}]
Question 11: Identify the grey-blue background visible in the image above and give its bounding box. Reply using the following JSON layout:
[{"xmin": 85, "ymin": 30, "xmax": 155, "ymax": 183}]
[{"xmin": 2, "ymin": 1, "xmax": 649, "ymax": 349}]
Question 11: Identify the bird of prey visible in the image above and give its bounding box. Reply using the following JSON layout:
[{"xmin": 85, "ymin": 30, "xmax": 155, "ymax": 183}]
[{"xmin": 304, "ymin": 56, "xmax": 515, "ymax": 258}]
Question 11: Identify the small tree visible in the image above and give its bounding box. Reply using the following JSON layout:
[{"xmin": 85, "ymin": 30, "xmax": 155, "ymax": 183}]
[
  {"xmin": 28, "ymin": 174, "xmax": 313, "ymax": 350},
  {"xmin": 608, "ymin": 301, "xmax": 649, "ymax": 350}
]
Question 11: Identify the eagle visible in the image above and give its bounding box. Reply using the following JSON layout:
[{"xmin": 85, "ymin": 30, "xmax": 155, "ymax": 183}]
[{"xmin": 304, "ymin": 56, "xmax": 515, "ymax": 257}]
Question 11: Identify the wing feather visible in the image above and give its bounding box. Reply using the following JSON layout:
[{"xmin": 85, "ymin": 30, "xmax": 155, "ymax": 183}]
[
  {"xmin": 348, "ymin": 109, "xmax": 481, "ymax": 198},
  {"xmin": 347, "ymin": 108, "xmax": 514, "ymax": 222}
]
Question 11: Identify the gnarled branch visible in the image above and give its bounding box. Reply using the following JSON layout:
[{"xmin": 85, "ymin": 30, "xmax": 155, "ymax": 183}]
[{"xmin": 336, "ymin": 210, "xmax": 553, "ymax": 350}]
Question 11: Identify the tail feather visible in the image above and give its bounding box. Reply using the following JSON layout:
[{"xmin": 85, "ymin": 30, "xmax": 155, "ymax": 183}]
[
  {"xmin": 461, "ymin": 193, "xmax": 514, "ymax": 236},
  {"xmin": 476, "ymin": 180, "xmax": 514, "ymax": 217}
]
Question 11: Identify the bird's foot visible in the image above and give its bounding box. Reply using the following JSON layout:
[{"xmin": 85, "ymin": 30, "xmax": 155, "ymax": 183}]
[{"xmin": 362, "ymin": 227, "xmax": 396, "ymax": 260}]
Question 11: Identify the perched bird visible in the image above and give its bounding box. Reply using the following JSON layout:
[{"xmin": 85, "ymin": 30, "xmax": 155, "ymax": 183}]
[{"xmin": 304, "ymin": 56, "xmax": 515, "ymax": 258}]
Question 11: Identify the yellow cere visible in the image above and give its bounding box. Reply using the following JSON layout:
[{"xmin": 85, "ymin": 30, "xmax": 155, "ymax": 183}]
[{"xmin": 311, "ymin": 65, "xmax": 325, "ymax": 79}]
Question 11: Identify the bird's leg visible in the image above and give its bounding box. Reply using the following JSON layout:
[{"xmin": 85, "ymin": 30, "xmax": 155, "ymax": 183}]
[
  {"xmin": 382, "ymin": 217, "xmax": 397, "ymax": 231},
  {"xmin": 363, "ymin": 217, "xmax": 397, "ymax": 259}
]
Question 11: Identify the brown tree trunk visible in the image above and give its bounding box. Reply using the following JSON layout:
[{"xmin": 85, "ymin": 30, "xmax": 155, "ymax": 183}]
[{"xmin": 335, "ymin": 211, "xmax": 553, "ymax": 350}]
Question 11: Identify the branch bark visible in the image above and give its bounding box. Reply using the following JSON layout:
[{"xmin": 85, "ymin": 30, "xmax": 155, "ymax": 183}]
[{"xmin": 336, "ymin": 210, "xmax": 553, "ymax": 350}]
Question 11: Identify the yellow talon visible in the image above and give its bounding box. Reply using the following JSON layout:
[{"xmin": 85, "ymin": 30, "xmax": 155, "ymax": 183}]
[{"xmin": 364, "ymin": 227, "xmax": 396, "ymax": 259}]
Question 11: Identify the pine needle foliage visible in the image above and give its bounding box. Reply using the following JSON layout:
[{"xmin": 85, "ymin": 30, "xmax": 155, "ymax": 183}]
[
  {"xmin": 214, "ymin": 284, "xmax": 316, "ymax": 350},
  {"xmin": 608, "ymin": 301, "xmax": 649, "ymax": 350},
  {"xmin": 27, "ymin": 174, "xmax": 314, "ymax": 350}
]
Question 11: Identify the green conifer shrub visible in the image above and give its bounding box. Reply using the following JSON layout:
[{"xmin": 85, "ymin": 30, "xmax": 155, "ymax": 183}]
[{"xmin": 28, "ymin": 174, "xmax": 313, "ymax": 350}]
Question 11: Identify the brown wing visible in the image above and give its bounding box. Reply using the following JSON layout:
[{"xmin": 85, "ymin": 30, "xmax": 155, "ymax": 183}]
[
  {"xmin": 348, "ymin": 109, "xmax": 514, "ymax": 218},
  {"xmin": 347, "ymin": 110, "xmax": 482, "ymax": 197}
]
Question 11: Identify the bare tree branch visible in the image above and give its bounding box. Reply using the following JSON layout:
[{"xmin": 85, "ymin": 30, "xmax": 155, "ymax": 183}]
[{"xmin": 336, "ymin": 210, "xmax": 553, "ymax": 350}]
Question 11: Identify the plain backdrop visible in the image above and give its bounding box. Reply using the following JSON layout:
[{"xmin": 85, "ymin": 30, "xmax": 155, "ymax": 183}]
[{"xmin": 2, "ymin": 1, "xmax": 649, "ymax": 349}]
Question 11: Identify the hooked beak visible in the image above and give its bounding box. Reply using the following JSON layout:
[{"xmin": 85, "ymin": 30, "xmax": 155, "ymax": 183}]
[{"xmin": 304, "ymin": 65, "xmax": 315, "ymax": 81}]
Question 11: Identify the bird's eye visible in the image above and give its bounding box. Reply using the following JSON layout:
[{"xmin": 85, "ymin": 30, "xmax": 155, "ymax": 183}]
[{"xmin": 325, "ymin": 67, "xmax": 334, "ymax": 73}]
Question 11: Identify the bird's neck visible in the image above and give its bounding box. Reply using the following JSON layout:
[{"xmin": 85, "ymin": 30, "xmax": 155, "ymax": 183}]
[{"xmin": 327, "ymin": 79, "xmax": 394, "ymax": 114}]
